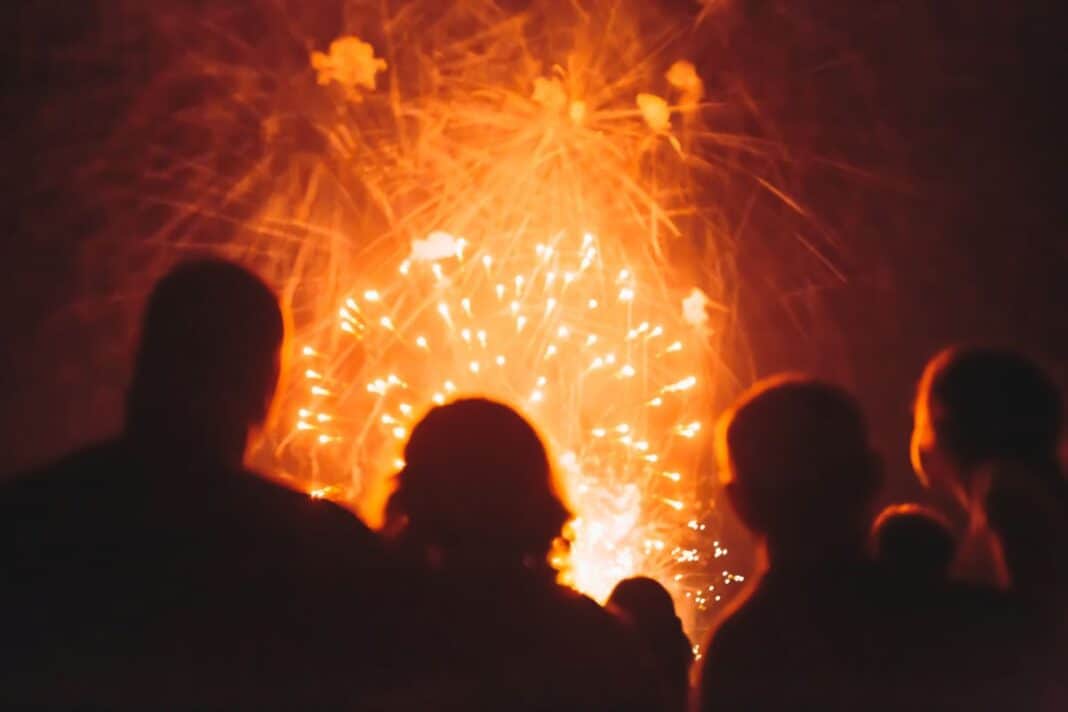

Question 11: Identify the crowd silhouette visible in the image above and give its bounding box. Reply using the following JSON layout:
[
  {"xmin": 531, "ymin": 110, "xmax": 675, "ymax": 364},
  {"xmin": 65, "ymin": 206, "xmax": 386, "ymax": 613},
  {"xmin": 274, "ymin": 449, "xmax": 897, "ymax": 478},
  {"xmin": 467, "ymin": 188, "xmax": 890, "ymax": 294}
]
[{"xmin": 2, "ymin": 258, "xmax": 1065, "ymax": 710}]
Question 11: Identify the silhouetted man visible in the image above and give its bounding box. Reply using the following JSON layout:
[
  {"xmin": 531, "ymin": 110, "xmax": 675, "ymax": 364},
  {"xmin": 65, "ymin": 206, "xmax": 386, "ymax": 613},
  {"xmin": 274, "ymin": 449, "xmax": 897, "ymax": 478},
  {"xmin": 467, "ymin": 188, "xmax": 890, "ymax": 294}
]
[
  {"xmin": 695, "ymin": 375, "xmax": 888, "ymax": 711},
  {"xmin": 2, "ymin": 259, "xmax": 387, "ymax": 708},
  {"xmin": 377, "ymin": 398, "xmax": 657, "ymax": 710}
]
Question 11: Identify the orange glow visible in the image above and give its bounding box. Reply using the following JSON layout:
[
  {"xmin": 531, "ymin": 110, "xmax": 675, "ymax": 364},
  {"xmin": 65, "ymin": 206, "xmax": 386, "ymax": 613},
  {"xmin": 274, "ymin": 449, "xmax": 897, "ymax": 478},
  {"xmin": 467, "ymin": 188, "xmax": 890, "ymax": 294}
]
[
  {"xmin": 191, "ymin": 1, "xmax": 749, "ymax": 623},
  {"xmin": 294, "ymin": 230, "xmax": 711, "ymax": 601}
]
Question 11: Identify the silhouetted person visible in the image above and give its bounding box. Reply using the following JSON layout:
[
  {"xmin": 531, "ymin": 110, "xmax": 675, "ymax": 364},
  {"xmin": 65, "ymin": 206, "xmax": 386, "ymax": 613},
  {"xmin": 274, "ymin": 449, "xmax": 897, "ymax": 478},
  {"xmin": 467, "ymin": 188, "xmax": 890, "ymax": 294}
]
[
  {"xmin": 696, "ymin": 374, "xmax": 1035, "ymax": 710},
  {"xmin": 375, "ymin": 398, "xmax": 657, "ymax": 710},
  {"xmin": 607, "ymin": 576, "xmax": 693, "ymax": 712},
  {"xmin": 1, "ymin": 259, "xmax": 388, "ymax": 708},
  {"xmin": 912, "ymin": 346, "xmax": 1068, "ymax": 707},
  {"xmin": 871, "ymin": 503, "xmax": 956, "ymax": 588},
  {"xmin": 695, "ymin": 375, "xmax": 887, "ymax": 711},
  {"xmin": 912, "ymin": 346, "xmax": 1068, "ymax": 605}
]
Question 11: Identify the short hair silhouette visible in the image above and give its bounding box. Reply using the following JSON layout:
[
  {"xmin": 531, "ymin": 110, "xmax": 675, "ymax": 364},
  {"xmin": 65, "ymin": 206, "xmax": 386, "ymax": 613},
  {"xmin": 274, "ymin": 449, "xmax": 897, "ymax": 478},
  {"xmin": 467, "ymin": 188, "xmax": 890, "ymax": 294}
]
[
  {"xmin": 126, "ymin": 259, "xmax": 284, "ymax": 450},
  {"xmin": 872, "ymin": 503, "xmax": 955, "ymax": 581},
  {"xmin": 388, "ymin": 398, "xmax": 571, "ymax": 561},
  {"xmin": 913, "ymin": 346, "xmax": 1062, "ymax": 482},
  {"xmin": 715, "ymin": 374, "xmax": 880, "ymax": 541}
]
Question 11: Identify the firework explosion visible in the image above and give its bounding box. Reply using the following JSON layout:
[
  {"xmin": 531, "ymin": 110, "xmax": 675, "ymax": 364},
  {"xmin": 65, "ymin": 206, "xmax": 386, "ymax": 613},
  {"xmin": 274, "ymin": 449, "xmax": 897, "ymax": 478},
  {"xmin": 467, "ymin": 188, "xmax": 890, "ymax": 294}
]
[
  {"xmin": 294, "ymin": 226, "xmax": 712, "ymax": 602},
  {"xmin": 98, "ymin": 0, "xmax": 786, "ymax": 636}
]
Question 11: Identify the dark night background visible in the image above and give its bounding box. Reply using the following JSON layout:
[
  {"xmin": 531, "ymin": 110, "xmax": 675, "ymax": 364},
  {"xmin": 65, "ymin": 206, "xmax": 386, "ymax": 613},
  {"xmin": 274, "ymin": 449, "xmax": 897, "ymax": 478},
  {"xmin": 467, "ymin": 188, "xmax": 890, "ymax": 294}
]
[{"xmin": 1, "ymin": 0, "xmax": 1065, "ymax": 525}]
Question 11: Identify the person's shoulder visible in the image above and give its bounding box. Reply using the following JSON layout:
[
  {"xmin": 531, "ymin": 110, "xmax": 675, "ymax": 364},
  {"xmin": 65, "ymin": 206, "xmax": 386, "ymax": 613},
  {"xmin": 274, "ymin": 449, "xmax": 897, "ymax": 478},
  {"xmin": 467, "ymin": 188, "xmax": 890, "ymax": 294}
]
[
  {"xmin": 699, "ymin": 574, "xmax": 785, "ymax": 670},
  {"xmin": 552, "ymin": 583, "xmax": 610, "ymax": 612},
  {"xmin": 1, "ymin": 440, "xmax": 126, "ymax": 507},
  {"xmin": 695, "ymin": 587, "xmax": 775, "ymax": 711},
  {"xmin": 939, "ymin": 579, "xmax": 1017, "ymax": 616},
  {"xmin": 6, "ymin": 439, "xmax": 123, "ymax": 482},
  {"xmin": 710, "ymin": 571, "xmax": 778, "ymax": 630},
  {"xmin": 515, "ymin": 581, "xmax": 636, "ymax": 654},
  {"xmin": 1, "ymin": 440, "xmax": 135, "ymax": 564},
  {"xmin": 230, "ymin": 470, "xmax": 356, "ymax": 517},
  {"xmin": 702, "ymin": 594, "xmax": 760, "ymax": 656},
  {"xmin": 548, "ymin": 583, "xmax": 628, "ymax": 629},
  {"xmin": 952, "ymin": 581, "xmax": 1043, "ymax": 636},
  {"xmin": 541, "ymin": 583, "xmax": 661, "ymax": 709},
  {"xmin": 228, "ymin": 470, "xmax": 382, "ymax": 548}
]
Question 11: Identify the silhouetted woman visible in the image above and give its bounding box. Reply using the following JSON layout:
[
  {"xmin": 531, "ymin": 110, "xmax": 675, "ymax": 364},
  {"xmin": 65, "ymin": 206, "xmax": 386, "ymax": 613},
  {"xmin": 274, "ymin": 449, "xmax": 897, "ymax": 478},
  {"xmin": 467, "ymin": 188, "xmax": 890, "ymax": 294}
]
[
  {"xmin": 380, "ymin": 398, "xmax": 655, "ymax": 710},
  {"xmin": 912, "ymin": 347, "xmax": 1067, "ymax": 604},
  {"xmin": 912, "ymin": 346, "xmax": 1068, "ymax": 708}
]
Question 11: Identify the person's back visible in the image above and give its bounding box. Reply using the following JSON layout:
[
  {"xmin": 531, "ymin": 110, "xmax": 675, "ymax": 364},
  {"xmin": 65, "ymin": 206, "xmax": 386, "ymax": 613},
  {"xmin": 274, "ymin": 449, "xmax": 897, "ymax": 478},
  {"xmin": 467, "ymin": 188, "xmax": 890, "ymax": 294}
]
[
  {"xmin": 690, "ymin": 376, "xmax": 888, "ymax": 710},
  {"xmin": 383, "ymin": 563, "xmax": 649, "ymax": 710},
  {"xmin": 5, "ymin": 443, "xmax": 389, "ymax": 706},
  {"xmin": 702, "ymin": 559, "xmax": 1029, "ymax": 711},
  {"xmin": 1, "ymin": 259, "xmax": 390, "ymax": 708},
  {"xmin": 375, "ymin": 398, "xmax": 656, "ymax": 710},
  {"xmin": 701, "ymin": 558, "xmax": 888, "ymax": 709}
]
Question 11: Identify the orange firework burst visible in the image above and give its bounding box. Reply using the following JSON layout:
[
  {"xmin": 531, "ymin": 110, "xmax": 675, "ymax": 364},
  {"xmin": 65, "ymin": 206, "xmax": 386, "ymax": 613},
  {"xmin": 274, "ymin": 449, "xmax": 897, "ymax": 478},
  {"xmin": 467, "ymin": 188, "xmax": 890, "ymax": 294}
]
[
  {"xmin": 99, "ymin": 0, "xmax": 785, "ymax": 635},
  {"xmin": 255, "ymin": 1, "xmax": 747, "ymax": 622},
  {"xmin": 291, "ymin": 227, "xmax": 711, "ymax": 601}
]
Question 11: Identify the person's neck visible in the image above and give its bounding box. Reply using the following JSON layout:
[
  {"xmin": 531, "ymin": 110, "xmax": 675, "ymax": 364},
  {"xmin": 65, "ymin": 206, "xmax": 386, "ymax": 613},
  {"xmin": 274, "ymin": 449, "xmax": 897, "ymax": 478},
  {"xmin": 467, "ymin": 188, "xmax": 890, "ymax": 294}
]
[{"xmin": 123, "ymin": 419, "xmax": 247, "ymax": 473}]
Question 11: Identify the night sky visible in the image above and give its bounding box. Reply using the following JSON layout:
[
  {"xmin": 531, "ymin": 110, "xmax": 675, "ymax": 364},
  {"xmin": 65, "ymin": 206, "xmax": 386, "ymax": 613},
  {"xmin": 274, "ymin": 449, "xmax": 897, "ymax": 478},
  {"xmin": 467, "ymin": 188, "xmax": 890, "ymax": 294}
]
[{"xmin": 2, "ymin": 0, "xmax": 1065, "ymax": 520}]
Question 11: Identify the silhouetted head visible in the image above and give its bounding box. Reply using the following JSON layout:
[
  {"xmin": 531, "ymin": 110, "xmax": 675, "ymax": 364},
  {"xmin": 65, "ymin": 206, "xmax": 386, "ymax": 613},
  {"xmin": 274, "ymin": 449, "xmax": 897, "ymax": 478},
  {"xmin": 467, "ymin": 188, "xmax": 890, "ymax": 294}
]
[
  {"xmin": 715, "ymin": 375, "xmax": 882, "ymax": 560},
  {"xmin": 607, "ymin": 577, "xmax": 692, "ymax": 708},
  {"xmin": 126, "ymin": 259, "xmax": 284, "ymax": 466},
  {"xmin": 872, "ymin": 503, "xmax": 956, "ymax": 583},
  {"xmin": 387, "ymin": 398, "xmax": 571, "ymax": 569},
  {"xmin": 912, "ymin": 347, "xmax": 1063, "ymax": 499},
  {"xmin": 607, "ymin": 576, "xmax": 684, "ymax": 638}
]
